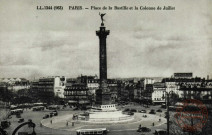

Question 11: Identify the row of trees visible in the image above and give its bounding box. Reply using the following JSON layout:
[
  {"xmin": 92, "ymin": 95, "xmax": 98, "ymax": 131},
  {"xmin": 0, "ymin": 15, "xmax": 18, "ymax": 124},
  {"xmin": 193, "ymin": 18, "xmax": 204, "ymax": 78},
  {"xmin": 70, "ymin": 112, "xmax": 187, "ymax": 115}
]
[{"xmin": 0, "ymin": 85, "xmax": 62, "ymax": 106}]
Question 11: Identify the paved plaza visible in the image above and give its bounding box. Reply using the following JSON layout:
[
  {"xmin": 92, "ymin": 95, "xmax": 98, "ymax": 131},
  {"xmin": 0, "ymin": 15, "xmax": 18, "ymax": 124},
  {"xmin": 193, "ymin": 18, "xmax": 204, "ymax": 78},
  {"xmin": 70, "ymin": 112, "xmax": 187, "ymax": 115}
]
[{"xmin": 3, "ymin": 104, "xmax": 170, "ymax": 135}]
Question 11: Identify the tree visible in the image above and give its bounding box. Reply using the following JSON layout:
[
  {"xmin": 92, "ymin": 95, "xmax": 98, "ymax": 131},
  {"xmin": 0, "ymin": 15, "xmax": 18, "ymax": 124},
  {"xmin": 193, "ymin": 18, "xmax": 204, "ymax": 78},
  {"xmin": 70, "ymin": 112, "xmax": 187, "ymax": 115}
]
[
  {"xmin": 169, "ymin": 93, "xmax": 179, "ymax": 106},
  {"xmin": 37, "ymin": 91, "xmax": 55, "ymax": 104}
]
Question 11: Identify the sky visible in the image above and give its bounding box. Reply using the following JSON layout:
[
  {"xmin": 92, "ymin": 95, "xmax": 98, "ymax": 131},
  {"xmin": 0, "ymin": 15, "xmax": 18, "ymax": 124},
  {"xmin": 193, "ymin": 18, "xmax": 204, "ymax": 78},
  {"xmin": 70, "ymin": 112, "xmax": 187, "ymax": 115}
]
[{"xmin": 0, "ymin": 0, "xmax": 211, "ymax": 80}]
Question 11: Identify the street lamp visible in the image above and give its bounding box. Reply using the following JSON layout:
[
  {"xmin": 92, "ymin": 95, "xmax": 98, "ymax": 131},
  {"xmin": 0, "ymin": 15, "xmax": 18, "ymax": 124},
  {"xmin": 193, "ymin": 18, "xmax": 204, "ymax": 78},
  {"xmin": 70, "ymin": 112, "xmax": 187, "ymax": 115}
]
[{"xmin": 163, "ymin": 90, "xmax": 174, "ymax": 135}]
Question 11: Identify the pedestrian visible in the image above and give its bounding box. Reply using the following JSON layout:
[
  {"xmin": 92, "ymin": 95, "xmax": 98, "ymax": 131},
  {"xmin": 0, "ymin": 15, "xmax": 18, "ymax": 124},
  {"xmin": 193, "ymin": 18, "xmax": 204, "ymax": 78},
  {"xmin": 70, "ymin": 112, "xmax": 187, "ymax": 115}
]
[
  {"xmin": 66, "ymin": 121, "xmax": 68, "ymax": 126},
  {"xmin": 152, "ymin": 122, "xmax": 154, "ymax": 126},
  {"xmin": 139, "ymin": 124, "xmax": 141, "ymax": 129},
  {"xmin": 50, "ymin": 120, "xmax": 52, "ymax": 124},
  {"xmin": 40, "ymin": 122, "xmax": 42, "ymax": 127}
]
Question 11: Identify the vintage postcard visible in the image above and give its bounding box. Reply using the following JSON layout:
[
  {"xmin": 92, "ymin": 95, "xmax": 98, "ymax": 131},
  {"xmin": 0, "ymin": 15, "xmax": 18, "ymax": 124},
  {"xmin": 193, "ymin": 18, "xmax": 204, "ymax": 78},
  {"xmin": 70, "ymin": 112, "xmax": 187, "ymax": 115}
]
[{"xmin": 0, "ymin": 0, "xmax": 211, "ymax": 135}]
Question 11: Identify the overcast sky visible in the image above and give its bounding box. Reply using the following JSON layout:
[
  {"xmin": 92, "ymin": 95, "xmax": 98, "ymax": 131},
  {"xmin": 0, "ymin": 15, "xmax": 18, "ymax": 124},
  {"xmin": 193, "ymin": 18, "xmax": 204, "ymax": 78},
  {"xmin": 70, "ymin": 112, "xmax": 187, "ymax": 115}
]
[{"xmin": 0, "ymin": 0, "xmax": 211, "ymax": 80}]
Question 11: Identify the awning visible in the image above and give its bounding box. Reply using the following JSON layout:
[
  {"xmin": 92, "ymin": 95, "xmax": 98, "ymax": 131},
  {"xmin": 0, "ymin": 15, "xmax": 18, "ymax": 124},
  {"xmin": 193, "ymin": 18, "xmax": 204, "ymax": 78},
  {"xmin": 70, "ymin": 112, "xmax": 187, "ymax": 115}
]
[
  {"xmin": 79, "ymin": 100, "xmax": 90, "ymax": 104},
  {"xmin": 153, "ymin": 101, "xmax": 165, "ymax": 103},
  {"xmin": 68, "ymin": 100, "xmax": 78, "ymax": 103}
]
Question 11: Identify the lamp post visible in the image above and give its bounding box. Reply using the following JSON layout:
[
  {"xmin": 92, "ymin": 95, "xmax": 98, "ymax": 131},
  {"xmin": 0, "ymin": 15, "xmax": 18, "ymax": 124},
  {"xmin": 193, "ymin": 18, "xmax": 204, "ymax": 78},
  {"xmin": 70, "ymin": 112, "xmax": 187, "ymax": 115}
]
[
  {"xmin": 163, "ymin": 90, "xmax": 174, "ymax": 135},
  {"xmin": 162, "ymin": 93, "xmax": 166, "ymax": 107}
]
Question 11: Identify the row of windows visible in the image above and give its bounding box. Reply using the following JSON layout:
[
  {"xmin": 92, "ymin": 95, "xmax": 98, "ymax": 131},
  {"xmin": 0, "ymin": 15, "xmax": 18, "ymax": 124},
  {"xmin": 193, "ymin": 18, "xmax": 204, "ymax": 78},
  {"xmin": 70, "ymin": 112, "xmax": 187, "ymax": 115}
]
[
  {"xmin": 39, "ymin": 80, "xmax": 54, "ymax": 83},
  {"xmin": 64, "ymin": 91, "xmax": 87, "ymax": 96},
  {"xmin": 87, "ymin": 80, "xmax": 118, "ymax": 83},
  {"xmin": 32, "ymin": 85, "xmax": 53, "ymax": 88},
  {"xmin": 154, "ymin": 98, "xmax": 164, "ymax": 101},
  {"xmin": 65, "ymin": 96, "xmax": 87, "ymax": 99},
  {"xmin": 101, "ymin": 104, "xmax": 115, "ymax": 108},
  {"xmin": 185, "ymin": 91, "xmax": 212, "ymax": 95},
  {"xmin": 65, "ymin": 87, "xmax": 88, "ymax": 90},
  {"xmin": 39, "ymin": 82, "xmax": 54, "ymax": 84},
  {"xmin": 37, "ymin": 89, "xmax": 54, "ymax": 92},
  {"xmin": 88, "ymin": 80, "xmax": 99, "ymax": 83}
]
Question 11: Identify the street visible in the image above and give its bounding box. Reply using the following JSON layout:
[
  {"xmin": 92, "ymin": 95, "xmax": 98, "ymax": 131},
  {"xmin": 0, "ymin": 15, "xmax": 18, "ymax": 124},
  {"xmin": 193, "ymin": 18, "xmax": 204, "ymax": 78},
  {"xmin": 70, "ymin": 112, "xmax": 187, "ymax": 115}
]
[{"xmin": 3, "ymin": 104, "xmax": 170, "ymax": 135}]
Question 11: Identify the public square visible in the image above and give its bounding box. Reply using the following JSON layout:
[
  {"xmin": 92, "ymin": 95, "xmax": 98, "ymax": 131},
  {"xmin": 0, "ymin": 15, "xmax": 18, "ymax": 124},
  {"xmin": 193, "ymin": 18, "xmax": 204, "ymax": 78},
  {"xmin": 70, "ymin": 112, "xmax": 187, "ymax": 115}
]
[{"xmin": 4, "ymin": 104, "xmax": 170, "ymax": 135}]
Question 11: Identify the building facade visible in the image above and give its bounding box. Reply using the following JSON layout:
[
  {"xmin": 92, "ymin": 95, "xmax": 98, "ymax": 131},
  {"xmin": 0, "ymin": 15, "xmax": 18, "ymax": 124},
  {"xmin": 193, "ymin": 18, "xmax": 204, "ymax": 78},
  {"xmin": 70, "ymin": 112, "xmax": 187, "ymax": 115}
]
[
  {"xmin": 30, "ymin": 76, "xmax": 66, "ymax": 99},
  {"xmin": 64, "ymin": 83, "xmax": 88, "ymax": 101},
  {"xmin": 152, "ymin": 82, "xmax": 166, "ymax": 104}
]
